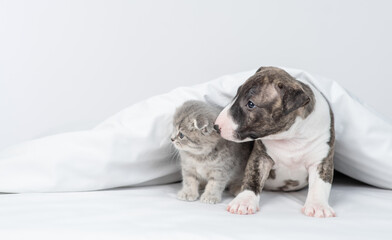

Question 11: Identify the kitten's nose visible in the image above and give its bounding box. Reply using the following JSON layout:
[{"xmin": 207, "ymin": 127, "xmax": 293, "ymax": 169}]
[
  {"xmin": 213, "ymin": 124, "xmax": 221, "ymax": 134},
  {"xmin": 170, "ymin": 138, "xmax": 174, "ymax": 142}
]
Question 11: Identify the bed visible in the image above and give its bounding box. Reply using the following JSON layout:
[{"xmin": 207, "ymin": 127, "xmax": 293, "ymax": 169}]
[{"xmin": 1, "ymin": 173, "xmax": 391, "ymax": 240}]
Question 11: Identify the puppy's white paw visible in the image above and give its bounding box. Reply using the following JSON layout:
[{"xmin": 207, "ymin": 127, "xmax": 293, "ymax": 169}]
[
  {"xmin": 200, "ymin": 193, "xmax": 221, "ymax": 204},
  {"xmin": 227, "ymin": 190, "xmax": 260, "ymax": 215},
  {"xmin": 177, "ymin": 189, "xmax": 199, "ymax": 201},
  {"xmin": 302, "ymin": 203, "xmax": 336, "ymax": 218}
]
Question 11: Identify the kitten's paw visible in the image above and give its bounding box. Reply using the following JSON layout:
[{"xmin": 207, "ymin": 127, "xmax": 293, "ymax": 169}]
[
  {"xmin": 302, "ymin": 202, "xmax": 336, "ymax": 218},
  {"xmin": 227, "ymin": 190, "xmax": 260, "ymax": 215},
  {"xmin": 200, "ymin": 193, "xmax": 221, "ymax": 204},
  {"xmin": 177, "ymin": 190, "xmax": 199, "ymax": 201}
]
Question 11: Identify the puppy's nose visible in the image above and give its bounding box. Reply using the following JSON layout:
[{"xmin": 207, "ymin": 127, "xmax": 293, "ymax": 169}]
[{"xmin": 213, "ymin": 124, "xmax": 221, "ymax": 134}]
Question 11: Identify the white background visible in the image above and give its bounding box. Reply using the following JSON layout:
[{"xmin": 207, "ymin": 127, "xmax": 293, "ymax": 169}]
[{"xmin": 1, "ymin": 0, "xmax": 391, "ymax": 150}]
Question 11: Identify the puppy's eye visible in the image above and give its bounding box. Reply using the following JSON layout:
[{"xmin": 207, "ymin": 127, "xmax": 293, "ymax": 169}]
[
  {"xmin": 179, "ymin": 132, "xmax": 184, "ymax": 139},
  {"xmin": 249, "ymin": 134, "xmax": 258, "ymax": 140},
  {"xmin": 278, "ymin": 83, "xmax": 283, "ymax": 89},
  {"xmin": 247, "ymin": 101, "xmax": 256, "ymax": 109}
]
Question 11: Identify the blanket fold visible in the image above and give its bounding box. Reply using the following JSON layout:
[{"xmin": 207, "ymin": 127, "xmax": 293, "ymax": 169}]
[{"xmin": 1, "ymin": 68, "xmax": 391, "ymax": 193}]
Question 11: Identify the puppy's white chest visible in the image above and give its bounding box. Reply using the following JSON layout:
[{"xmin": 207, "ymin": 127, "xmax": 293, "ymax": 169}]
[
  {"xmin": 265, "ymin": 140, "xmax": 308, "ymax": 166},
  {"xmin": 262, "ymin": 139, "xmax": 312, "ymax": 191}
]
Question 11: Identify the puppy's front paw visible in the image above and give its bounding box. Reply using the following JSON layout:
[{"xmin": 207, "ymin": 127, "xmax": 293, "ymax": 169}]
[
  {"xmin": 302, "ymin": 203, "xmax": 336, "ymax": 218},
  {"xmin": 177, "ymin": 189, "xmax": 199, "ymax": 201},
  {"xmin": 227, "ymin": 190, "xmax": 260, "ymax": 215},
  {"xmin": 200, "ymin": 193, "xmax": 221, "ymax": 204}
]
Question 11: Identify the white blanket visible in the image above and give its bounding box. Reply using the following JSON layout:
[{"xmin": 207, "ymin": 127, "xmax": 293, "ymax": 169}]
[{"xmin": 0, "ymin": 68, "xmax": 391, "ymax": 192}]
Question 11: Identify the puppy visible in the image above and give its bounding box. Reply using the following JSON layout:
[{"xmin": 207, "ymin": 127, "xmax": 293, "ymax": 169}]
[{"xmin": 214, "ymin": 66, "xmax": 335, "ymax": 217}]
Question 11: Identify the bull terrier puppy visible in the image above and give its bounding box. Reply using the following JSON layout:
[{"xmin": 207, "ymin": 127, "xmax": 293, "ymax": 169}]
[{"xmin": 215, "ymin": 67, "xmax": 335, "ymax": 218}]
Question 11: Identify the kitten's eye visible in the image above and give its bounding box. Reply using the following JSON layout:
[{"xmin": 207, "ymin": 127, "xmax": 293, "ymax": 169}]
[
  {"xmin": 247, "ymin": 101, "xmax": 255, "ymax": 109},
  {"xmin": 179, "ymin": 132, "xmax": 184, "ymax": 139},
  {"xmin": 278, "ymin": 83, "xmax": 283, "ymax": 89}
]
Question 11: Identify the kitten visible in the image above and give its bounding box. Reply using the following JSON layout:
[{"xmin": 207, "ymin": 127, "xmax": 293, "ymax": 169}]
[{"xmin": 171, "ymin": 100, "xmax": 253, "ymax": 204}]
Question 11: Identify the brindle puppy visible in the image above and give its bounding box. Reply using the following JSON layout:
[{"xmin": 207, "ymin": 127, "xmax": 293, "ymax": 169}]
[{"xmin": 215, "ymin": 67, "xmax": 335, "ymax": 218}]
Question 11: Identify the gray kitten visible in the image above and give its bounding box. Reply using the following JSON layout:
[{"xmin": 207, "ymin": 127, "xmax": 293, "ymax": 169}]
[{"xmin": 171, "ymin": 100, "xmax": 253, "ymax": 204}]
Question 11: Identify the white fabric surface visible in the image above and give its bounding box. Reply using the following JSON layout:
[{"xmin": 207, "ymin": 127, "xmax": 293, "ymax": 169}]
[
  {"xmin": 0, "ymin": 68, "xmax": 391, "ymax": 193},
  {"xmin": 0, "ymin": 174, "xmax": 391, "ymax": 240}
]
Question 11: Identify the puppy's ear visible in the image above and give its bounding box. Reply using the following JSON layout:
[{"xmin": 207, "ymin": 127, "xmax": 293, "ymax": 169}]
[
  {"xmin": 282, "ymin": 88, "xmax": 310, "ymax": 115},
  {"xmin": 255, "ymin": 66, "xmax": 266, "ymax": 73},
  {"xmin": 193, "ymin": 117, "xmax": 213, "ymax": 134}
]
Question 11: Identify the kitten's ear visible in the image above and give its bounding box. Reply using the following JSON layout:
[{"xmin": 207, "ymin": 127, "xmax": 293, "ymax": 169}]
[{"xmin": 193, "ymin": 117, "xmax": 213, "ymax": 134}]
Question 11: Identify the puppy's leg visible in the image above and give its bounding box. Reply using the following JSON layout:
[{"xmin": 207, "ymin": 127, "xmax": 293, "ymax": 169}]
[
  {"xmin": 177, "ymin": 169, "xmax": 200, "ymax": 201},
  {"xmin": 227, "ymin": 140, "xmax": 274, "ymax": 215},
  {"xmin": 302, "ymin": 158, "xmax": 335, "ymax": 218}
]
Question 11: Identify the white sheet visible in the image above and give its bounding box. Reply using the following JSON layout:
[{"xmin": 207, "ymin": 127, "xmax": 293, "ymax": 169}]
[{"xmin": 1, "ymin": 174, "xmax": 391, "ymax": 240}]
